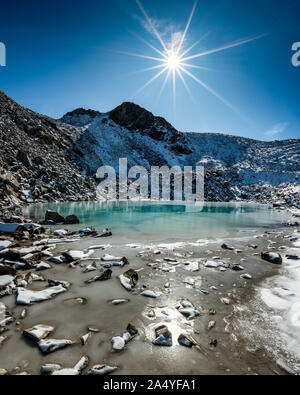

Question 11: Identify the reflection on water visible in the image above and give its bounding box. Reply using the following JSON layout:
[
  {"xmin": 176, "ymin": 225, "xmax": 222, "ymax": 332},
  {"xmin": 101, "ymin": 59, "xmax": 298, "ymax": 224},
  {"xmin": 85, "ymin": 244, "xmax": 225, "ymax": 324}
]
[{"xmin": 24, "ymin": 201, "xmax": 288, "ymax": 243}]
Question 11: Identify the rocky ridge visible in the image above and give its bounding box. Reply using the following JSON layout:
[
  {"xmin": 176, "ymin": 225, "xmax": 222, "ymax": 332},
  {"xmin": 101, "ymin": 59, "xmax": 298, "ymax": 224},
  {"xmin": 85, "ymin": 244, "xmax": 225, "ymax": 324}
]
[{"xmin": 0, "ymin": 91, "xmax": 300, "ymax": 216}]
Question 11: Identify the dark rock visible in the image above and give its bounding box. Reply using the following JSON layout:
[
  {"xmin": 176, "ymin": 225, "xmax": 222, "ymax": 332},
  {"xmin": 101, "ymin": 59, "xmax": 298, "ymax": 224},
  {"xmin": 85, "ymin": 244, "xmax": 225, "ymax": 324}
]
[
  {"xmin": 221, "ymin": 243, "xmax": 235, "ymax": 251},
  {"xmin": 0, "ymin": 265, "xmax": 17, "ymax": 276},
  {"xmin": 97, "ymin": 228, "xmax": 112, "ymax": 238},
  {"xmin": 210, "ymin": 339, "xmax": 218, "ymax": 347},
  {"xmin": 45, "ymin": 211, "xmax": 64, "ymax": 224},
  {"xmin": 286, "ymin": 254, "xmax": 299, "ymax": 260},
  {"xmin": 87, "ymin": 269, "xmax": 112, "ymax": 283},
  {"xmin": 261, "ymin": 252, "xmax": 283, "ymax": 265},
  {"xmin": 16, "ymin": 150, "xmax": 32, "ymax": 167},
  {"xmin": 232, "ymin": 264, "xmax": 245, "ymax": 272},
  {"xmin": 153, "ymin": 325, "xmax": 172, "ymax": 347},
  {"xmin": 127, "ymin": 324, "xmax": 138, "ymax": 337},
  {"xmin": 178, "ymin": 334, "xmax": 197, "ymax": 347},
  {"xmin": 63, "ymin": 215, "xmax": 80, "ymax": 225}
]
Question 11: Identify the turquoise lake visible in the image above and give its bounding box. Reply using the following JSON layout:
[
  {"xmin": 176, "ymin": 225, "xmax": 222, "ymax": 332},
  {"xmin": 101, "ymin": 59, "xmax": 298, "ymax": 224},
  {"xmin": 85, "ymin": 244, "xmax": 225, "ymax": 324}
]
[{"xmin": 24, "ymin": 202, "xmax": 289, "ymax": 243}]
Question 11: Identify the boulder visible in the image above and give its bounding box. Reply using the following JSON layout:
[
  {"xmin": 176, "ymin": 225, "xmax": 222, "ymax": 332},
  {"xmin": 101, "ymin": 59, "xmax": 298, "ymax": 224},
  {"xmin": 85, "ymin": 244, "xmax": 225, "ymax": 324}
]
[
  {"xmin": 16, "ymin": 150, "xmax": 32, "ymax": 167},
  {"xmin": 63, "ymin": 215, "xmax": 80, "ymax": 225},
  {"xmin": 23, "ymin": 324, "xmax": 55, "ymax": 342},
  {"xmin": 119, "ymin": 269, "xmax": 138, "ymax": 291},
  {"xmin": 261, "ymin": 252, "xmax": 283, "ymax": 265},
  {"xmin": 45, "ymin": 211, "xmax": 65, "ymax": 224},
  {"xmin": 153, "ymin": 325, "xmax": 172, "ymax": 347}
]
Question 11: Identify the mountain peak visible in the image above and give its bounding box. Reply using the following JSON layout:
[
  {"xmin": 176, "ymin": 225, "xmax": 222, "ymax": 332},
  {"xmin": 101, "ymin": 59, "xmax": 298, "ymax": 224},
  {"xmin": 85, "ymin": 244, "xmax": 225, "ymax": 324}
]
[
  {"xmin": 110, "ymin": 102, "xmax": 156, "ymax": 131},
  {"xmin": 60, "ymin": 108, "xmax": 102, "ymax": 127}
]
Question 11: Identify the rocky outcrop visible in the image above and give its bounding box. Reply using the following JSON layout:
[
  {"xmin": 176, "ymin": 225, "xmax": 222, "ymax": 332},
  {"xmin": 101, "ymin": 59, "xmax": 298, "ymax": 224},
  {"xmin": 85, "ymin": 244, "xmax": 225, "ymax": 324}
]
[{"xmin": 0, "ymin": 90, "xmax": 96, "ymax": 212}]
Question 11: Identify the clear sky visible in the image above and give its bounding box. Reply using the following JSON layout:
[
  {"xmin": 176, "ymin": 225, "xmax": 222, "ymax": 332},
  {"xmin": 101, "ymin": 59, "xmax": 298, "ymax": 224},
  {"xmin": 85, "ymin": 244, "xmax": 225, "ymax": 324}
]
[{"xmin": 0, "ymin": 0, "xmax": 299, "ymax": 140}]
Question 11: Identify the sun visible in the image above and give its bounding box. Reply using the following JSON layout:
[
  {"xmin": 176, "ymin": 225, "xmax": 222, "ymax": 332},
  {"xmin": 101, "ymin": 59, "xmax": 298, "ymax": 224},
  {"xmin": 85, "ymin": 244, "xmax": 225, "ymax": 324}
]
[
  {"xmin": 165, "ymin": 51, "xmax": 182, "ymax": 70},
  {"xmin": 117, "ymin": 0, "xmax": 264, "ymax": 116}
]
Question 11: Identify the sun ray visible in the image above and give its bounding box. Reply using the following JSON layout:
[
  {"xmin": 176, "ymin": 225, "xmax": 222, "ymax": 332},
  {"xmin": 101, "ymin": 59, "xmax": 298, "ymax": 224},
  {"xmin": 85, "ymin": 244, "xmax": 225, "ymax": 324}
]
[
  {"xmin": 172, "ymin": 68, "xmax": 176, "ymax": 119},
  {"xmin": 157, "ymin": 68, "xmax": 172, "ymax": 102},
  {"xmin": 181, "ymin": 62, "xmax": 219, "ymax": 72},
  {"xmin": 136, "ymin": 0, "xmax": 168, "ymax": 53},
  {"xmin": 131, "ymin": 63, "xmax": 167, "ymax": 75},
  {"xmin": 177, "ymin": 67, "xmax": 195, "ymax": 102},
  {"xmin": 176, "ymin": 0, "xmax": 198, "ymax": 55},
  {"xmin": 179, "ymin": 65, "xmax": 241, "ymax": 115},
  {"xmin": 182, "ymin": 34, "xmax": 266, "ymax": 62},
  {"xmin": 113, "ymin": 49, "xmax": 163, "ymax": 62},
  {"xmin": 135, "ymin": 66, "xmax": 169, "ymax": 96},
  {"xmin": 130, "ymin": 31, "xmax": 168, "ymax": 59},
  {"xmin": 179, "ymin": 31, "xmax": 211, "ymax": 58},
  {"xmin": 126, "ymin": 0, "xmax": 263, "ymax": 123},
  {"xmin": 156, "ymin": 69, "xmax": 171, "ymax": 105}
]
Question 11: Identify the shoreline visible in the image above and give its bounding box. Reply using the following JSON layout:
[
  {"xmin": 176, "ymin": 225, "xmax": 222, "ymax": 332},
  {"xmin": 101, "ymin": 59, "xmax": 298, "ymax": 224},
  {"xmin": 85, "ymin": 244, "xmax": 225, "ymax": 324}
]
[{"xmin": 1, "ymin": 203, "xmax": 298, "ymax": 375}]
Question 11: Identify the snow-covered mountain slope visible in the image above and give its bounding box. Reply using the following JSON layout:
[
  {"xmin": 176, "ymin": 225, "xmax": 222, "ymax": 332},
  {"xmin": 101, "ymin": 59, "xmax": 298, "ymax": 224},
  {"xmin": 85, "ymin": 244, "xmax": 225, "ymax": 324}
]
[
  {"xmin": 63, "ymin": 102, "xmax": 300, "ymax": 206},
  {"xmin": 0, "ymin": 90, "xmax": 298, "ymax": 209}
]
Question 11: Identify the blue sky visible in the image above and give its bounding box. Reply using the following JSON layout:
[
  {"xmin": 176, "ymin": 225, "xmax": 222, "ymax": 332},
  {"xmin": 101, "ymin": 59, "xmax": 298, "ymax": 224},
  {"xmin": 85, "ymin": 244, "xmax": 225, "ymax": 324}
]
[{"xmin": 0, "ymin": 0, "xmax": 299, "ymax": 140}]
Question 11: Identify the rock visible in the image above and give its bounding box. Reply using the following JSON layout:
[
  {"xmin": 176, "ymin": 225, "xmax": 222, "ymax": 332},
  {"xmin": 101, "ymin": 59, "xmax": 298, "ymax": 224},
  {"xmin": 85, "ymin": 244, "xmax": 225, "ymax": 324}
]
[
  {"xmin": 23, "ymin": 324, "xmax": 55, "ymax": 342},
  {"xmin": 0, "ymin": 240, "xmax": 12, "ymax": 251},
  {"xmin": 0, "ymin": 265, "xmax": 16, "ymax": 276},
  {"xmin": 232, "ymin": 264, "xmax": 245, "ymax": 271},
  {"xmin": 109, "ymin": 299, "xmax": 129, "ymax": 305},
  {"xmin": 184, "ymin": 261, "xmax": 199, "ymax": 272},
  {"xmin": 178, "ymin": 334, "xmax": 197, "ymax": 347},
  {"xmin": 87, "ymin": 364, "xmax": 118, "ymax": 376},
  {"xmin": 221, "ymin": 243, "xmax": 235, "ymax": 251},
  {"xmin": 53, "ymin": 229, "xmax": 68, "ymax": 236},
  {"xmin": 0, "ymin": 172, "xmax": 19, "ymax": 191},
  {"xmin": 209, "ymin": 309, "xmax": 216, "ymax": 315},
  {"xmin": 0, "ymin": 368, "xmax": 8, "ymax": 375},
  {"xmin": 111, "ymin": 324, "xmax": 138, "ymax": 351},
  {"xmin": 87, "ymin": 269, "xmax": 112, "ymax": 283},
  {"xmin": 111, "ymin": 336, "xmax": 125, "ymax": 351},
  {"xmin": 83, "ymin": 263, "xmax": 97, "ymax": 272},
  {"xmin": 45, "ymin": 211, "xmax": 64, "ymax": 224},
  {"xmin": 261, "ymin": 252, "xmax": 283, "ymax": 265},
  {"xmin": 208, "ymin": 321, "xmax": 216, "ymax": 331},
  {"xmin": 178, "ymin": 307, "xmax": 200, "ymax": 319},
  {"xmin": 63, "ymin": 215, "xmax": 80, "ymax": 225},
  {"xmin": 48, "ymin": 279, "xmax": 70, "ymax": 289},
  {"xmin": 16, "ymin": 285, "xmax": 68, "ymax": 305},
  {"xmin": 240, "ymin": 273, "xmax": 252, "ymax": 280},
  {"xmin": 204, "ymin": 260, "xmax": 224, "ymax": 268},
  {"xmin": 220, "ymin": 297, "xmax": 231, "ymax": 305},
  {"xmin": 101, "ymin": 254, "xmax": 122, "ymax": 262},
  {"xmin": 153, "ymin": 325, "xmax": 172, "ymax": 347},
  {"xmin": 63, "ymin": 249, "xmax": 94, "ymax": 262},
  {"xmin": 98, "ymin": 228, "xmax": 112, "ymax": 238},
  {"xmin": 119, "ymin": 269, "xmax": 138, "ymax": 291},
  {"xmin": 164, "ymin": 257, "xmax": 177, "ymax": 263},
  {"xmin": 0, "ymin": 223, "xmax": 20, "ymax": 234},
  {"xmin": 16, "ymin": 150, "xmax": 32, "ymax": 167},
  {"xmin": 19, "ymin": 309, "xmax": 27, "ymax": 319},
  {"xmin": 210, "ymin": 339, "xmax": 218, "ymax": 347},
  {"xmin": 38, "ymin": 338, "xmax": 76, "ymax": 354},
  {"xmin": 88, "ymin": 245, "xmax": 108, "ymax": 250},
  {"xmin": 80, "ymin": 332, "xmax": 92, "ymax": 346},
  {"xmin": 41, "ymin": 364, "xmax": 62, "ymax": 374},
  {"xmin": 35, "ymin": 262, "xmax": 51, "ymax": 271},
  {"xmin": 286, "ymin": 254, "xmax": 299, "ymax": 260},
  {"xmin": 248, "ymin": 244, "xmax": 258, "ymax": 249},
  {"xmin": 48, "ymin": 256, "xmax": 67, "ymax": 264},
  {"xmin": 43, "ymin": 356, "xmax": 89, "ymax": 375},
  {"xmin": 141, "ymin": 290, "xmax": 158, "ymax": 298}
]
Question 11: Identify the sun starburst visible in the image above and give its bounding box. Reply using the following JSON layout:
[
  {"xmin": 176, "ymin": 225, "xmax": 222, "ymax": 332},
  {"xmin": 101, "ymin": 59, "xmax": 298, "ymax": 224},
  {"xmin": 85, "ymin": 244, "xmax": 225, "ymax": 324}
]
[{"xmin": 120, "ymin": 0, "xmax": 265, "ymax": 118}]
